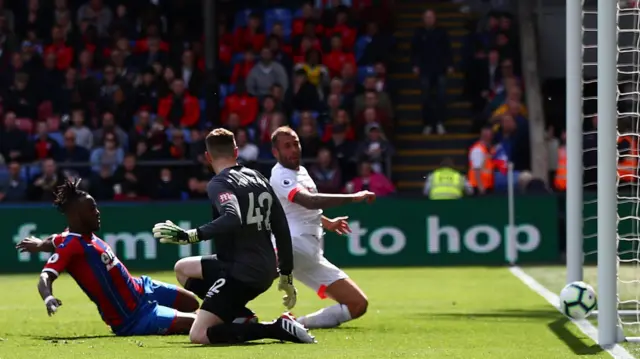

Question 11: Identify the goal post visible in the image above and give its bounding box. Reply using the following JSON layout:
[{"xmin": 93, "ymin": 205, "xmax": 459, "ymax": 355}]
[{"xmin": 566, "ymin": 0, "xmax": 640, "ymax": 346}]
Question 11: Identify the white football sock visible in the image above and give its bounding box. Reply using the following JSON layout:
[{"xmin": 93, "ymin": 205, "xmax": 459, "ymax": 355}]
[{"xmin": 298, "ymin": 304, "xmax": 352, "ymax": 329}]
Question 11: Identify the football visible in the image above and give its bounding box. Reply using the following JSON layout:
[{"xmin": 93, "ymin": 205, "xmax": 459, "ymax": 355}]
[{"xmin": 559, "ymin": 281, "xmax": 597, "ymax": 319}]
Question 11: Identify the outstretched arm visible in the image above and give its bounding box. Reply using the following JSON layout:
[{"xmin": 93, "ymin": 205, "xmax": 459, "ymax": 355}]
[
  {"xmin": 292, "ymin": 190, "xmax": 375, "ymax": 210},
  {"xmin": 16, "ymin": 235, "xmax": 56, "ymax": 253}
]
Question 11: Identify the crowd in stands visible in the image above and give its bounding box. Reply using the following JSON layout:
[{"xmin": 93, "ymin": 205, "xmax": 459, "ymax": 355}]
[
  {"xmin": 0, "ymin": 0, "xmax": 397, "ymax": 203},
  {"xmin": 462, "ymin": 10, "xmax": 543, "ymax": 194}
]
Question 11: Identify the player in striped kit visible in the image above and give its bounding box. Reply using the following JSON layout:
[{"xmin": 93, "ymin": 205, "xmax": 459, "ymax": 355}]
[{"xmin": 29, "ymin": 179, "xmax": 198, "ymax": 336}]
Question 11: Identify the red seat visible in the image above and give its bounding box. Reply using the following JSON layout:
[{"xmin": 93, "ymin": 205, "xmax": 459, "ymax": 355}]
[
  {"xmin": 15, "ymin": 118, "xmax": 34, "ymax": 134},
  {"xmin": 46, "ymin": 116, "xmax": 61, "ymax": 131},
  {"xmin": 38, "ymin": 101, "xmax": 53, "ymax": 122}
]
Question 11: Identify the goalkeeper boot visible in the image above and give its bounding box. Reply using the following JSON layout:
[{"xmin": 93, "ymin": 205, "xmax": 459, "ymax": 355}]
[{"xmin": 272, "ymin": 312, "xmax": 316, "ymax": 344}]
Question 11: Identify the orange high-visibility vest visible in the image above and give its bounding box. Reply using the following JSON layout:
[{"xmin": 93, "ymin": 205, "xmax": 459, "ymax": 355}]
[
  {"xmin": 555, "ymin": 146, "xmax": 566, "ymax": 191},
  {"xmin": 468, "ymin": 141, "xmax": 494, "ymax": 189},
  {"xmin": 618, "ymin": 136, "xmax": 638, "ymax": 182}
]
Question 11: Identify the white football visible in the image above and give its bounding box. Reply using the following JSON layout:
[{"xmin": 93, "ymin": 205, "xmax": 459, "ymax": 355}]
[{"xmin": 559, "ymin": 281, "xmax": 597, "ymax": 319}]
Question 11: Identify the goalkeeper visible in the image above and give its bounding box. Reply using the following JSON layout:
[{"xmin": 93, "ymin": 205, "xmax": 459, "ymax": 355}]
[{"xmin": 152, "ymin": 128, "xmax": 315, "ymax": 345}]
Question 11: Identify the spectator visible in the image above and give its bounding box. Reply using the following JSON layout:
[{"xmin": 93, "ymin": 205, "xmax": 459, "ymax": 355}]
[
  {"xmin": 138, "ymin": 36, "xmax": 168, "ymax": 68},
  {"xmin": 113, "ymin": 153, "xmax": 145, "ymax": 199},
  {"xmin": 291, "ymin": 69, "xmax": 321, "ymax": 112},
  {"xmin": 466, "ymin": 47, "xmax": 498, "ymax": 113},
  {"xmin": 128, "ymin": 109, "xmax": 152, "ymax": 149},
  {"xmin": 77, "ymin": 0, "xmax": 113, "ymax": 37},
  {"xmin": 518, "ymin": 171, "xmax": 550, "ymax": 194},
  {"xmin": 233, "ymin": 12, "xmax": 266, "ymax": 53},
  {"xmin": 28, "ymin": 158, "xmax": 64, "ymax": 202},
  {"xmin": 293, "ymin": 3, "xmax": 321, "ymax": 38},
  {"xmin": 152, "ymin": 168, "xmax": 182, "ymax": 199},
  {"xmin": 179, "ymin": 50, "xmax": 204, "ymax": 96},
  {"xmin": 356, "ymin": 21, "xmax": 391, "ymax": 66},
  {"xmin": 89, "ymin": 164, "xmax": 115, "ymax": 200},
  {"xmin": 355, "ymin": 90, "xmax": 392, "ymax": 135},
  {"xmin": 354, "ymin": 76, "xmax": 393, "ymax": 118},
  {"xmin": 340, "ymin": 62, "xmax": 357, "ymax": 95},
  {"xmin": 356, "ymin": 123, "xmax": 393, "ymax": 173},
  {"xmin": 20, "ymin": 0, "xmax": 50, "ymax": 44},
  {"xmin": 98, "ymin": 64, "xmax": 121, "ymax": 109},
  {"xmin": 246, "ymin": 47, "xmax": 289, "ymax": 98},
  {"xmin": 56, "ymin": 129, "xmax": 91, "ymax": 165},
  {"xmin": 324, "ymin": 34, "xmax": 356, "ymax": 78},
  {"xmin": 5, "ymin": 72, "xmax": 37, "ymax": 119},
  {"xmin": 411, "ymin": 9, "xmax": 453, "ymax": 135},
  {"xmin": 135, "ymin": 67, "xmax": 160, "ymax": 111},
  {"xmin": 236, "ymin": 128, "xmax": 259, "ymax": 165},
  {"xmin": 266, "ymin": 35, "xmax": 293, "ymax": 71},
  {"xmin": 32, "ymin": 121, "xmax": 60, "ymax": 160},
  {"xmin": 270, "ymin": 83, "xmax": 290, "ymax": 115},
  {"xmin": 69, "ymin": 108, "xmax": 94, "ymax": 149},
  {"xmin": 93, "ymin": 111, "xmax": 128, "ymax": 148},
  {"xmin": 344, "ymin": 160, "xmax": 395, "ymax": 197},
  {"xmin": 295, "ymin": 49, "xmax": 329, "ymax": 89},
  {"xmin": 0, "ymin": 161, "xmax": 28, "ymax": 202},
  {"xmin": 110, "ymin": 87, "xmax": 135, "ymax": 130},
  {"xmin": 231, "ymin": 49, "xmax": 256, "ymax": 85},
  {"xmin": 324, "ymin": 9, "xmax": 356, "ymax": 50},
  {"xmin": 90, "ymin": 132, "xmax": 125, "ymax": 174},
  {"xmin": 157, "ymin": 78, "xmax": 201, "ymax": 128},
  {"xmin": 256, "ymin": 97, "xmax": 279, "ymax": 143},
  {"xmin": 323, "ymin": 109, "xmax": 356, "ymax": 142},
  {"xmin": 298, "ymin": 117, "xmax": 322, "ymax": 159},
  {"xmin": 309, "ymin": 147, "xmax": 342, "ymax": 193},
  {"xmin": 326, "ymin": 123, "xmax": 357, "ymax": 179},
  {"xmin": 0, "ymin": 112, "xmax": 30, "ymax": 163},
  {"xmin": 468, "ymin": 125, "xmax": 495, "ymax": 195},
  {"xmin": 221, "ymin": 81, "xmax": 259, "ymax": 127},
  {"xmin": 0, "ymin": 0, "xmax": 14, "ymax": 32},
  {"xmin": 168, "ymin": 129, "xmax": 190, "ymax": 160},
  {"xmin": 187, "ymin": 156, "xmax": 214, "ymax": 199},
  {"xmin": 45, "ymin": 25, "xmax": 74, "ymax": 71}
]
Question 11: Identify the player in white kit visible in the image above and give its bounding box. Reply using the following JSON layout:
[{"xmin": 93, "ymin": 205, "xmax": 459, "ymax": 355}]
[{"xmin": 269, "ymin": 126, "xmax": 375, "ymax": 329}]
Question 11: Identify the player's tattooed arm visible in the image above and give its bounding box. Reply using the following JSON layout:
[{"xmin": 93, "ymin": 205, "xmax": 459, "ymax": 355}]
[
  {"xmin": 270, "ymin": 189, "xmax": 294, "ymax": 275},
  {"xmin": 292, "ymin": 191, "xmax": 356, "ymax": 210},
  {"xmin": 292, "ymin": 190, "xmax": 375, "ymax": 209}
]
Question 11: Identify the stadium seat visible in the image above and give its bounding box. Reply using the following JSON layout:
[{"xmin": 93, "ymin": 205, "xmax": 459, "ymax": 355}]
[
  {"xmin": 234, "ymin": 9, "xmax": 255, "ymax": 29},
  {"xmin": 355, "ymin": 36, "xmax": 372, "ymax": 62},
  {"xmin": 15, "ymin": 118, "xmax": 34, "ymax": 134},
  {"xmin": 165, "ymin": 128, "xmax": 192, "ymax": 143},
  {"xmin": 357, "ymin": 66, "xmax": 375, "ymax": 83},
  {"xmin": 37, "ymin": 101, "xmax": 53, "ymax": 122},
  {"xmin": 48, "ymin": 132, "xmax": 64, "ymax": 146},
  {"xmin": 231, "ymin": 52, "xmax": 245, "ymax": 66},
  {"xmin": 0, "ymin": 166, "xmax": 9, "ymax": 184},
  {"xmin": 265, "ymin": 8, "xmax": 293, "ymax": 39},
  {"xmin": 20, "ymin": 164, "xmax": 41, "ymax": 181}
]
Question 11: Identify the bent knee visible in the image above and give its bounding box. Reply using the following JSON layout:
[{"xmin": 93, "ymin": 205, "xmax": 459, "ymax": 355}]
[
  {"xmin": 346, "ymin": 295, "xmax": 368, "ymax": 319},
  {"xmin": 189, "ymin": 329, "xmax": 209, "ymax": 345},
  {"xmin": 174, "ymin": 259, "xmax": 191, "ymax": 285}
]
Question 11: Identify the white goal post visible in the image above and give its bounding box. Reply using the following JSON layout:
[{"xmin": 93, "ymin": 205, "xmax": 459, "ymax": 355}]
[{"xmin": 566, "ymin": 0, "xmax": 640, "ymax": 346}]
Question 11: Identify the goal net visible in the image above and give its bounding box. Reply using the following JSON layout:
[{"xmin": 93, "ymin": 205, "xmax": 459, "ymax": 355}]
[{"xmin": 570, "ymin": 0, "xmax": 640, "ymax": 345}]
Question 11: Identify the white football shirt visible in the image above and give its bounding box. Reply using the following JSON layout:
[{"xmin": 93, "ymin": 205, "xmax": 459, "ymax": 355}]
[{"xmin": 270, "ymin": 163, "xmax": 323, "ymax": 237}]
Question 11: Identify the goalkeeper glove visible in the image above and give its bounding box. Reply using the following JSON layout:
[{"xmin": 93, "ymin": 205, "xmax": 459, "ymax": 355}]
[
  {"xmin": 152, "ymin": 220, "xmax": 199, "ymax": 245},
  {"xmin": 277, "ymin": 274, "xmax": 297, "ymax": 310}
]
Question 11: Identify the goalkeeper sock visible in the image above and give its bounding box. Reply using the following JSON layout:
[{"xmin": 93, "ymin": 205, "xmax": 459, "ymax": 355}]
[
  {"xmin": 206, "ymin": 323, "xmax": 275, "ymax": 344},
  {"xmin": 298, "ymin": 304, "xmax": 352, "ymax": 329}
]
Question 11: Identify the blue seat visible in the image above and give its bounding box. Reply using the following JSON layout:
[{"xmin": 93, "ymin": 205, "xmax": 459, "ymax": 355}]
[
  {"xmin": 165, "ymin": 128, "xmax": 192, "ymax": 143},
  {"xmin": 265, "ymin": 8, "xmax": 293, "ymax": 39},
  {"xmin": 49, "ymin": 132, "xmax": 64, "ymax": 146},
  {"xmin": 20, "ymin": 164, "xmax": 41, "ymax": 181},
  {"xmin": 355, "ymin": 36, "xmax": 372, "ymax": 62},
  {"xmin": 357, "ymin": 66, "xmax": 375, "ymax": 83},
  {"xmin": 234, "ymin": 9, "xmax": 254, "ymax": 29},
  {"xmin": 231, "ymin": 52, "xmax": 245, "ymax": 66},
  {"xmin": 0, "ymin": 166, "xmax": 9, "ymax": 185}
]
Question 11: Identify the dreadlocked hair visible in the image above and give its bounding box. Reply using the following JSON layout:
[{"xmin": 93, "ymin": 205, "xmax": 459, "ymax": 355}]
[{"xmin": 53, "ymin": 178, "xmax": 86, "ymax": 213}]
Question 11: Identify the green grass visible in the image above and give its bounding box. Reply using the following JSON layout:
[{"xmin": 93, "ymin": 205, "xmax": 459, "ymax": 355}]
[
  {"xmin": 527, "ymin": 265, "xmax": 640, "ymax": 357},
  {"xmin": 0, "ymin": 267, "xmax": 611, "ymax": 359}
]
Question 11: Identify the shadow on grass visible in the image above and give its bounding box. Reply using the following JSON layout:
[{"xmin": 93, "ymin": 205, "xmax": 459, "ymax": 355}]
[
  {"xmin": 165, "ymin": 341, "xmax": 285, "ymax": 348},
  {"xmin": 425, "ymin": 309, "xmax": 562, "ymax": 320},
  {"xmin": 548, "ymin": 317, "xmax": 603, "ymax": 355},
  {"xmin": 31, "ymin": 335, "xmax": 114, "ymax": 340},
  {"xmin": 422, "ymin": 310, "xmax": 603, "ymax": 355}
]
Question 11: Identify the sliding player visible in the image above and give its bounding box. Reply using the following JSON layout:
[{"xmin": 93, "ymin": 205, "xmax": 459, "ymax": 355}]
[
  {"xmin": 270, "ymin": 126, "xmax": 373, "ymax": 329},
  {"xmin": 17, "ymin": 179, "xmax": 198, "ymax": 336}
]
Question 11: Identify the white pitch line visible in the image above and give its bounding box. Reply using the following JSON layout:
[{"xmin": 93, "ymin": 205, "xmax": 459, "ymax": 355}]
[{"xmin": 509, "ymin": 266, "xmax": 635, "ymax": 359}]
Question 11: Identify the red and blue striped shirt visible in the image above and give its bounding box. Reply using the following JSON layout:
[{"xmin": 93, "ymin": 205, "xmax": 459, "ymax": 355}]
[{"xmin": 42, "ymin": 232, "xmax": 145, "ymax": 328}]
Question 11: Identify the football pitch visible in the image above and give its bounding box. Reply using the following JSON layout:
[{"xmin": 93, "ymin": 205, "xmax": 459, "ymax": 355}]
[{"xmin": 0, "ymin": 267, "xmax": 628, "ymax": 359}]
